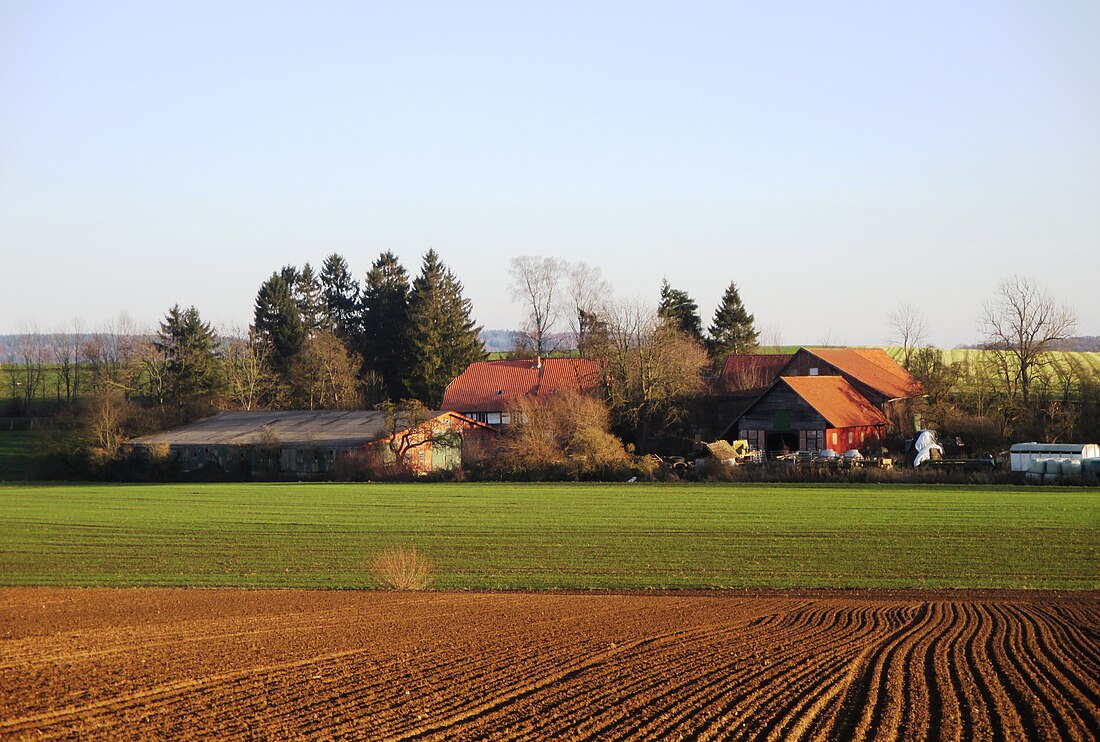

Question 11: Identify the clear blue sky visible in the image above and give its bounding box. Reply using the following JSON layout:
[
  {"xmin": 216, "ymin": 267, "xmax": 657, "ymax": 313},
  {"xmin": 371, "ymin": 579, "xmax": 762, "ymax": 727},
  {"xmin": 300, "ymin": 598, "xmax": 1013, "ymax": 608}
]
[{"xmin": 2, "ymin": 1, "xmax": 1097, "ymax": 346}]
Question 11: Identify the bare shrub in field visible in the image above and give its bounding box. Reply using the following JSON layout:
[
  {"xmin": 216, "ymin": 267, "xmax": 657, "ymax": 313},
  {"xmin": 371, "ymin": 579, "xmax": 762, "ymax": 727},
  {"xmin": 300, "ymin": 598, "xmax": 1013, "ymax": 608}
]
[{"xmin": 371, "ymin": 547, "xmax": 434, "ymax": 590}]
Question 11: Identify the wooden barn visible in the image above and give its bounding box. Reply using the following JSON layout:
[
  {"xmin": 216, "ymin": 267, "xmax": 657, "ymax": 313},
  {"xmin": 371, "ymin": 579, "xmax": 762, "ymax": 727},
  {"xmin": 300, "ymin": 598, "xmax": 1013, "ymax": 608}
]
[
  {"xmin": 779, "ymin": 348, "xmax": 922, "ymax": 409},
  {"xmin": 127, "ymin": 410, "xmax": 496, "ymax": 478},
  {"xmin": 732, "ymin": 376, "xmax": 890, "ymax": 455},
  {"xmin": 440, "ymin": 357, "xmax": 602, "ymax": 426}
]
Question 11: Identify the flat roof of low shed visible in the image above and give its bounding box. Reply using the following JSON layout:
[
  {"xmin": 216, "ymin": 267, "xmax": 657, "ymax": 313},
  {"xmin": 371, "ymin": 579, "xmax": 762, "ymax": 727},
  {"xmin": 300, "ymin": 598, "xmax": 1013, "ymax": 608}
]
[{"xmin": 129, "ymin": 410, "xmax": 431, "ymax": 449}]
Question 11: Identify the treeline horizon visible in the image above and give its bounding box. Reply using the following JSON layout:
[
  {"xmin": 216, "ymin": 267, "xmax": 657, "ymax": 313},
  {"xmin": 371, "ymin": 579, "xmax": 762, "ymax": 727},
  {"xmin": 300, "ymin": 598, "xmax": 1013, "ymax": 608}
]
[{"xmin": 2, "ymin": 253, "xmax": 1098, "ymax": 474}]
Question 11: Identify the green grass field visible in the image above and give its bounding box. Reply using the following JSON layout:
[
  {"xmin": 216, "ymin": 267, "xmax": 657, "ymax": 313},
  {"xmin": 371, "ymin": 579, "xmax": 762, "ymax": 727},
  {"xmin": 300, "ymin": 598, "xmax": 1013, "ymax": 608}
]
[{"xmin": 1, "ymin": 482, "xmax": 1096, "ymax": 590}]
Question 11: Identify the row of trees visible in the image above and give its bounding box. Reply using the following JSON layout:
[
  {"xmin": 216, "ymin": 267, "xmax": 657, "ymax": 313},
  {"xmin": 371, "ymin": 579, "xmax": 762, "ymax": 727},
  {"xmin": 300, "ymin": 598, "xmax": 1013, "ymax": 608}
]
[
  {"xmin": 4, "ymin": 251, "xmax": 763, "ymax": 464},
  {"xmin": 12, "ymin": 245, "xmax": 1093, "ymax": 473},
  {"xmin": 249, "ymin": 249, "xmax": 484, "ymax": 409},
  {"xmin": 505, "ymin": 256, "xmax": 761, "ymax": 363},
  {"xmin": 504, "ymin": 256, "xmax": 762, "ymax": 451}
]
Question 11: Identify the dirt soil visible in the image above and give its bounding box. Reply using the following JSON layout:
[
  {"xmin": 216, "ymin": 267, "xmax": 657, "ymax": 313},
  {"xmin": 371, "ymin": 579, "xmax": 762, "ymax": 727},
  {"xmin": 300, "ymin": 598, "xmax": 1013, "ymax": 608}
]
[{"xmin": 1, "ymin": 588, "xmax": 1097, "ymax": 740}]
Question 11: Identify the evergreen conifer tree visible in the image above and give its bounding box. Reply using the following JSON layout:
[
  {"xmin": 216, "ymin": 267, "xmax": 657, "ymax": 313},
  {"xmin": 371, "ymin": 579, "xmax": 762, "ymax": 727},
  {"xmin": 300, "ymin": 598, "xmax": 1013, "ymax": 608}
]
[
  {"xmin": 155, "ymin": 304, "xmax": 222, "ymax": 409},
  {"xmin": 360, "ymin": 251, "xmax": 411, "ymax": 400},
  {"xmin": 707, "ymin": 281, "xmax": 759, "ymax": 359},
  {"xmin": 404, "ymin": 250, "xmax": 485, "ymax": 406},
  {"xmin": 254, "ymin": 273, "xmax": 306, "ymax": 375},
  {"xmin": 295, "ymin": 263, "xmax": 324, "ymax": 334},
  {"xmin": 657, "ymin": 278, "xmax": 704, "ymax": 342},
  {"xmin": 279, "ymin": 265, "xmax": 300, "ymax": 291},
  {"xmin": 319, "ymin": 253, "xmax": 360, "ymax": 339}
]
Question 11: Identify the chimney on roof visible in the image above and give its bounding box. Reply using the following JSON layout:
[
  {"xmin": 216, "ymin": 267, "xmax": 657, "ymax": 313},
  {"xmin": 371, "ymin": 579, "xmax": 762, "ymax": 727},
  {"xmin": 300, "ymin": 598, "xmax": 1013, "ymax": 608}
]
[{"xmin": 535, "ymin": 355, "xmax": 542, "ymax": 369}]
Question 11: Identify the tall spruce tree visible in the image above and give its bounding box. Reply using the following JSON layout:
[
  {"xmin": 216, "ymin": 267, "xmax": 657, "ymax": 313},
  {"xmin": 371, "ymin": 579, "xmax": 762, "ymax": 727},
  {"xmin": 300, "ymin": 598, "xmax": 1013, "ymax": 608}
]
[
  {"xmin": 279, "ymin": 265, "xmax": 300, "ymax": 290},
  {"xmin": 319, "ymin": 253, "xmax": 360, "ymax": 339},
  {"xmin": 707, "ymin": 281, "xmax": 759, "ymax": 359},
  {"xmin": 254, "ymin": 273, "xmax": 306, "ymax": 375},
  {"xmin": 360, "ymin": 251, "xmax": 411, "ymax": 400},
  {"xmin": 404, "ymin": 250, "xmax": 485, "ymax": 407},
  {"xmin": 155, "ymin": 304, "xmax": 222, "ymax": 409},
  {"xmin": 657, "ymin": 278, "xmax": 704, "ymax": 342},
  {"xmin": 294, "ymin": 263, "xmax": 324, "ymax": 334}
]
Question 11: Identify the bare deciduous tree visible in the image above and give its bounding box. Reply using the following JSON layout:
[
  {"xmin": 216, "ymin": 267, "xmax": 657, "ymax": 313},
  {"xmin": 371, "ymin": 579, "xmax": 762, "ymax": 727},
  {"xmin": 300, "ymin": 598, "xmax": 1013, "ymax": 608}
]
[
  {"xmin": 375, "ymin": 399, "xmax": 454, "ymax": 475},
  {"xmin": 223, "ymin": 325, "xmax": 275, "ymax": 410},
  {"xmin": 509, "ymin": 256, "xmax": 565, "ymax": 356},
  {"xmin": 82, "ymin": 386, "xmax": 136, "ymax": 456},
  {"xmin": 887, "ymin": 303, "xmax": 928, "ymax": 369},
  {"xmin": 82, "ymin": 315, "xmax": 142, "ymax": 394},
  {"xmin": 49, "ymin": 319, "xmax": 85, "ymax": 404},
  {"xmin": 599, "ymin": 299, "xmax": 709, "ymax": 452},
  {"xmin": 499, "ymin": 389, "xmax": 628, "ymax": 473},
  {"xmin": 761, "ymin": 325, "xmax": 784, "ymax": 354},
  {"xmin": 289, "ymin": 330, "xmax": 363, "ymax": 410},
  {"xmin": 980, "ymin": 275, "xmax": 1077, "ymax": 405},
  {"xmin": 566, "ymin": 262, "xmax": 611, "ymax": 353},
  {"xmin": 12, "ymin": 328, "xmax": 47, "ymax": 415}
]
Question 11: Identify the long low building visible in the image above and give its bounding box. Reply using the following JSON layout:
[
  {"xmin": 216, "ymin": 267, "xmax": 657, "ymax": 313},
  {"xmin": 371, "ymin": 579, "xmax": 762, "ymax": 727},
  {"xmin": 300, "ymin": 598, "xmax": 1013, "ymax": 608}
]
[{"xmin": 127, "ymin": 409, "xmax": 496, "ymax": 477}]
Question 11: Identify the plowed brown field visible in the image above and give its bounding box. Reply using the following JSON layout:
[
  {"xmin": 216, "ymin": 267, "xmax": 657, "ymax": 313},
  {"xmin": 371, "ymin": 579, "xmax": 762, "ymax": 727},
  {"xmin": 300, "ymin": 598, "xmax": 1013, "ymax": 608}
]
[{"xmin": 1, "ymin": 589, "xmax": 1097, "ymax": 740}]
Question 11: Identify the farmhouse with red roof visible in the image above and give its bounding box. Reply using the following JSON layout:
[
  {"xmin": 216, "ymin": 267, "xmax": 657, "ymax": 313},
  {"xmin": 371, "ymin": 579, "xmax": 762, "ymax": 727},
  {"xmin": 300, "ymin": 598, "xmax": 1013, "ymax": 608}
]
[
  {"xmin": 440, "ymin": 357, "xmax": 602, "ymax": 426},
  {"xmin": 727, "ymin": 348, "xmax": 924, "ymax": 455}
]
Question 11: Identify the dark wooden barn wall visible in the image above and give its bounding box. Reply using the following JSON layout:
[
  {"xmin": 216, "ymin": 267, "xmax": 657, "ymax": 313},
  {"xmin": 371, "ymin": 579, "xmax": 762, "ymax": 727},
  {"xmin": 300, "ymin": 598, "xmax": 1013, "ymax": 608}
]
[{"xmin": 737, "ymin": 384, "xmax": 827, "ymax": 431}]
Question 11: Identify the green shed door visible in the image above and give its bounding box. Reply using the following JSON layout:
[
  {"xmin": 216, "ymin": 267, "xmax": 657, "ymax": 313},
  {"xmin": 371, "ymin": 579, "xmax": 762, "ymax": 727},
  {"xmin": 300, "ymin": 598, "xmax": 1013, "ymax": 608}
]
[
  {"xmin": 773, "ymin": 411, "xmax": 791, "ymax": 431},
  {"xmin": 433, "ymin": 432, "xmax": 463, "ymax": 471}
]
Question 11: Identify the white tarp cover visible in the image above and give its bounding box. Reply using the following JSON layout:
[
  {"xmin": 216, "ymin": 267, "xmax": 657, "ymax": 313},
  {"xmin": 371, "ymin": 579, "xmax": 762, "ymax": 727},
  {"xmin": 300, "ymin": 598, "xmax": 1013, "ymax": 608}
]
[{"xmin": 913, "ymin": 430, "xmax": 944, "ymax": 467}]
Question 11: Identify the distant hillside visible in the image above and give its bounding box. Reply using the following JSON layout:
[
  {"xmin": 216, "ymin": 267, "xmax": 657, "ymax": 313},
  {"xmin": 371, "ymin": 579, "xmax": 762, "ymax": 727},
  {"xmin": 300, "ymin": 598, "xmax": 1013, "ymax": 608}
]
[
  {"xmin": 478, "ymin": 330, "xmax": 579, "ymax": 354},
  {"xmin": 479, "ymin": 330, "xmax": 519, "ymax": 353},
  {"xmin": 1052, "ymin": 337, "xmax": 1100, "ymax": 352},
  {"xmin": 956, "ymin": 336, "xmax": 1100, "ymax": 353}
]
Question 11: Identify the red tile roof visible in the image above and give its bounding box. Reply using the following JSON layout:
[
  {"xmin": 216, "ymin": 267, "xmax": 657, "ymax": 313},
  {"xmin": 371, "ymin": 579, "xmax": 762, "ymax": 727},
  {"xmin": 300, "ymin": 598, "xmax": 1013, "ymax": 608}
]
[
  {"xmin": 440, "ymin": 358, "xmax": 603, "ymax": 413},
  {"xmin": 799, "ymin": 348, "xmax": 923, "ymax": 399},
  {"xmin": 781, "ymin": 376, "xmax": 890, "ymax": 428},
  {"xmin": 719, "ymin": 354, "xmax": 793, "ymax": 392}
]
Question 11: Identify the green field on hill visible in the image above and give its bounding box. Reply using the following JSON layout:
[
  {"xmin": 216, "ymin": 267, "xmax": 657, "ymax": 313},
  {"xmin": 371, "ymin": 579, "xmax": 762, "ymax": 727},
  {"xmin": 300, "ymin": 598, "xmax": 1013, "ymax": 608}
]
[
  {"xmin": 883, "ymin": 346, "xmax": 1100, "ymax": 386},
  {"xmin": 1, "ymin": 482, "xmax": 1096, "ymax": 590}
]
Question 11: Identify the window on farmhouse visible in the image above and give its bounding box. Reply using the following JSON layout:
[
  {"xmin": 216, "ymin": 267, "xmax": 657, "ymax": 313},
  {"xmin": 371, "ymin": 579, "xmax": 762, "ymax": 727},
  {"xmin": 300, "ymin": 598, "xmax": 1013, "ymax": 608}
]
[
  {"xmin": 809, "ymin": 367, "xmax": 819, "ymax": 376},
  {"xmin": 832, "ymin": 432, "xmax": 838, "ymax": 446},
  {"xmin": 486, "ymin": 412, "xmax": 501, "ymax": 425},
  {"xmin": 500, "ymin": 412, "xmax": 511, "ymax": 425}
]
